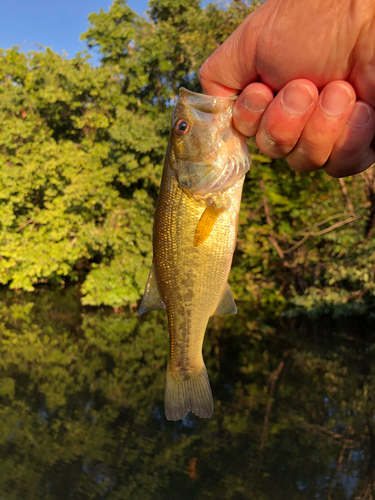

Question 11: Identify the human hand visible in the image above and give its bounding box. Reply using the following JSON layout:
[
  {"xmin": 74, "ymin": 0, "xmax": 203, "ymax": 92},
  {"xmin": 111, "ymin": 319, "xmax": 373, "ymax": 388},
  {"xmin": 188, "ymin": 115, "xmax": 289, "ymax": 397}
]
[{"xmin": 200, "ymin": 0, "xmax": 375, "ymax": 178}]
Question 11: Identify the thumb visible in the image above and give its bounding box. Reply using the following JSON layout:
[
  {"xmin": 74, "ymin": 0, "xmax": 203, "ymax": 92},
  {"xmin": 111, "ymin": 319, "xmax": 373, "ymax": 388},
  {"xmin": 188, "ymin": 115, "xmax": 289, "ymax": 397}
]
[{"xmin": 200, "ymin": 7, "xmax": 264, "ymax": 97}]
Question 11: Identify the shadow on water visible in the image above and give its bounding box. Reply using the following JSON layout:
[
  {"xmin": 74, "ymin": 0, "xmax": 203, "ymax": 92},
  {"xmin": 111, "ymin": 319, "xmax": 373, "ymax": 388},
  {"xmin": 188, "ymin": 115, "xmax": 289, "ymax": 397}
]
[{"xmin": 0, "ymin": 287, "xmax": 374, "ymax": 499}]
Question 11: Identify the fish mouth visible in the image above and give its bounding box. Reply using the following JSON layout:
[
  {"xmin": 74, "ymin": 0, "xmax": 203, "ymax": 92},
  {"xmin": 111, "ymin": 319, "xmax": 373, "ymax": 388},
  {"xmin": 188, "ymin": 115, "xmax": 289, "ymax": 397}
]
[
  {"xmin": 188, "ymin": 129, "xmax": 236, "ymax": 165},
  {"xmin": 179, "ymin": 88, "xmax": 237, "ymax": 114},
  {"xmin": 176, "ymin": 148, "xmax": 250, "ymax": 198},
  {"xmin": 173, "ymin": 88, "xmax": 252, "ymax": 197},
  {"xmin": 188, "ymin": 148, "xmax": 220, "ymax": 165}
]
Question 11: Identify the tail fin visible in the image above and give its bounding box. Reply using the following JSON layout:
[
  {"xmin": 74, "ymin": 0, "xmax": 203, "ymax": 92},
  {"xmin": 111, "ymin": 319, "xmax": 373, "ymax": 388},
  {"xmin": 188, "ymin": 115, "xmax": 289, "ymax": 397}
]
[{"xmin": 164, "ymin": 362, "xmax": 213, "ymax": 421}]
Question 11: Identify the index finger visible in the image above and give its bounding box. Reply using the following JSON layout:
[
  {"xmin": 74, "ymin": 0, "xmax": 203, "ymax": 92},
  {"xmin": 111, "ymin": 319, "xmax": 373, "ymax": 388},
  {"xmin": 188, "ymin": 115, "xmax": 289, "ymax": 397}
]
[{"xmin": 199, "ymin": 10, "xmax": 260, "ymax": 96}]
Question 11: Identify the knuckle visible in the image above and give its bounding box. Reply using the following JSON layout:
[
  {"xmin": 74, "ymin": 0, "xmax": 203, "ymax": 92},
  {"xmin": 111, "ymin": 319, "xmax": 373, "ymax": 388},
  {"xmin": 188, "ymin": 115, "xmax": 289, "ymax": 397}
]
[
  {"xmin": 256, "ymin": 129, "xmax": 296, "ymax": 158},
  {"xmin": 286, "ymin": 142, "xmax": 327, "ymax": 172},
  {"xmin": 286, "ymin": 154, "xmax": 316, "ymax": 173}
]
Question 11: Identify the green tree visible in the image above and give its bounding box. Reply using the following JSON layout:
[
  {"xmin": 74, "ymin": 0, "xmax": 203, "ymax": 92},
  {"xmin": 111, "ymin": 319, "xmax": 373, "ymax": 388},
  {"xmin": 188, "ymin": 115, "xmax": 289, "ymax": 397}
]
[
  {"xmin": 0, "ymin": 0, "xmax": 374, "ymax": 317},
  {"xmin": 0, "ymin": 0, "xmax": 256, "ymax": 307}
]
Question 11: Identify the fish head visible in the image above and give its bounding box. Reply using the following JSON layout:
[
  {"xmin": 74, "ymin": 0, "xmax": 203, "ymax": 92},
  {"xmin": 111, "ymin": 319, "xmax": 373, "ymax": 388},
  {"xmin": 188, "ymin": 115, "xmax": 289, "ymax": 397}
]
[{"xmin": 168, "ymin": 88, "xmax": 251, "ymax": 199}]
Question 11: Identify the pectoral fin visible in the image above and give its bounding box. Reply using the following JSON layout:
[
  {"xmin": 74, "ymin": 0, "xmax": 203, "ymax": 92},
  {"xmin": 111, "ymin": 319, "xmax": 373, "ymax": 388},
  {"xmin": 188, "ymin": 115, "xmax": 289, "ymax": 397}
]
[
  {"xmin": 193, "ymin": 203, "xmax": 224, "ymax": 247},
  {"xmin": 212, "ymin": 284, "xmax": 237, "ymax": 316},
  {"xmin": 139, "ymin": 263, "xmax": 166, "ymax": 316}
]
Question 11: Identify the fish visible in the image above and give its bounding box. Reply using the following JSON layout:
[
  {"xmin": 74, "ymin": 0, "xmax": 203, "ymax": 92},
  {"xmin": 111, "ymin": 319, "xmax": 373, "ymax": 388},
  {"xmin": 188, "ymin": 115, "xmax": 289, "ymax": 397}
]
[{"xmin": 139, "ymin": 88, "xmax": 251, "ymax": 420}]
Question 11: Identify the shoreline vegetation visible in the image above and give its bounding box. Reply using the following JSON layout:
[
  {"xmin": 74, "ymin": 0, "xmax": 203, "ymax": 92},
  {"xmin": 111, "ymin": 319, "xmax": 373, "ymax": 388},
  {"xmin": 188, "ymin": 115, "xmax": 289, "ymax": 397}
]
[{"xmin": 0, "ymin": 0, "xmax": 374, "ymax": 318}]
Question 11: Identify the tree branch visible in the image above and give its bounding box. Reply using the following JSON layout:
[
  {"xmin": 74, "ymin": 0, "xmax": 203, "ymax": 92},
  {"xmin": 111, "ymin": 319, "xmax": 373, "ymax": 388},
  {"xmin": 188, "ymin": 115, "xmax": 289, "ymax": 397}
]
[
  {"xmin": 338, "ymin": 177, "xmax": 354, "ymax": 213},
  {"xmin": 284, "ymin": 215, "xmax": 361, "ymax": 254}
]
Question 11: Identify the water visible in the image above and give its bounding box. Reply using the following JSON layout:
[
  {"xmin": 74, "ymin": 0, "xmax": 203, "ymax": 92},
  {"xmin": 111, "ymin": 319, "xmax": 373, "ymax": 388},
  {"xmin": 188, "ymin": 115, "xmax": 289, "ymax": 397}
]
[{"xmin": 0, "ymin": 287, "xmax": 374, "ymax": 499}]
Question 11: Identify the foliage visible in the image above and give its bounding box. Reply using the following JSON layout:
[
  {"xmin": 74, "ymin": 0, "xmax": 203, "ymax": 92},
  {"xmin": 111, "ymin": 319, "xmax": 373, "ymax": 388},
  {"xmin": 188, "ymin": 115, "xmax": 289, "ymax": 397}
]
[
  {"xmin": 233, "ymin": 146, "xmax": 375, "ymax": 318},
  {"xmin": 0, "ymin": 0, "xmax": 257, "ymax": 307},
  {"xmin": 0, "ymin": 0, "xmax": 374, "ymax": 316},
  {"xmin": 0, "ymin": 47, "xmax": 153, "ymax": 305}
]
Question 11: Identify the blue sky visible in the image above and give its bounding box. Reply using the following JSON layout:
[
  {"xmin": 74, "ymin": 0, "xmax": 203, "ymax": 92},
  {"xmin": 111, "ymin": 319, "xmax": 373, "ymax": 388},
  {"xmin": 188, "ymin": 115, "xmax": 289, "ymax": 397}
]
[{"xmin": 0, "ymin": 0, "xmax": 150, "ymax": 57}]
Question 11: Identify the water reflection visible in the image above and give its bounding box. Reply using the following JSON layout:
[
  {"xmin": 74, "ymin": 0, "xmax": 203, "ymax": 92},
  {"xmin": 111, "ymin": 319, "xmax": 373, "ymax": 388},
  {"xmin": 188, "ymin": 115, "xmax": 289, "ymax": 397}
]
[{"xmin": 0, "ymin": 287, "xmax": 374, "ymax": 499}]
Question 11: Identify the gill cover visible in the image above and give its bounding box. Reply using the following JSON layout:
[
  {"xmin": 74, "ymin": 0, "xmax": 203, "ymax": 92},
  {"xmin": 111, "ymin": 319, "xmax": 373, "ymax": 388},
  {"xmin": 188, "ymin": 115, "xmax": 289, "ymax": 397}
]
[{"xmin": 170, "ymin": 88, "xmax": 251, "ymax": 198}]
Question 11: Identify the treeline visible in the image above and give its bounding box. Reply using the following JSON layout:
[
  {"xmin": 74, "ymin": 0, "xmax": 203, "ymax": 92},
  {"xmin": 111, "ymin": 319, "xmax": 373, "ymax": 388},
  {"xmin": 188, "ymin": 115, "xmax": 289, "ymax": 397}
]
[{"xmin": 0, "ymin": 0, "xmax": 374, "ymax": 316}]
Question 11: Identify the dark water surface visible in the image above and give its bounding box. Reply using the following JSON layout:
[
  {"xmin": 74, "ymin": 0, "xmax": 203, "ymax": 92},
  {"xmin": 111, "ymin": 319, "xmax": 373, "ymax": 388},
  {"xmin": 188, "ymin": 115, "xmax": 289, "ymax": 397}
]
[{"xmin": 0, "ymin": 287, "xmax": 374, "ymax": 499}]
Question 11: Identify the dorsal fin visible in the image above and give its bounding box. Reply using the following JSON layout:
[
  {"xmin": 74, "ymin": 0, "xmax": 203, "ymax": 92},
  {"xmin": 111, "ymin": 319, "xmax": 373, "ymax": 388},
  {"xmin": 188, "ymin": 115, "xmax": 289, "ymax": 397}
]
[
  {"xmin": 212, "ymin": 284, "xmax": 237, "ymax": 316},
  {"xmin": 139, "ymin": 263, "xmax": 166, "ymax": 316},
  {"xmin": 193, "ymin": 202, "xmax": 224, "ymax": 247}
]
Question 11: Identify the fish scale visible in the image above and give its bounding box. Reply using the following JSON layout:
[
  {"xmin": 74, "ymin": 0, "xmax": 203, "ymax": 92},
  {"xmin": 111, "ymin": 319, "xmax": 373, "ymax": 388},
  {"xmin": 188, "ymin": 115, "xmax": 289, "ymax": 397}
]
[{"xmin": 139, "ymin": 88, "xmax": 251, "ymax": 420}]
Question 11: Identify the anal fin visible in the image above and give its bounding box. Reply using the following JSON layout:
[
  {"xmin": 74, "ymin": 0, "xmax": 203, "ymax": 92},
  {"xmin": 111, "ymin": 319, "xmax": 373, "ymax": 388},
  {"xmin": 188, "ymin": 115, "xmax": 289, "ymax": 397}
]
[
  {"xmin": 139, "ymin": 263, "xmax": 166, "ymax": 316},
  {"xmin": 212, "ymin": 284, "xmax": 237, "ymax": 316}
]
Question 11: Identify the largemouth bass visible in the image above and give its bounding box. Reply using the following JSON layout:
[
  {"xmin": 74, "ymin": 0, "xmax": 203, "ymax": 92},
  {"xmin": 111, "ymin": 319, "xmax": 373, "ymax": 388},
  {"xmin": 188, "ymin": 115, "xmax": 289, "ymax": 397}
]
[{"xmin": 139, "ymin": 88, "xmax": 251, "ymax": 420}]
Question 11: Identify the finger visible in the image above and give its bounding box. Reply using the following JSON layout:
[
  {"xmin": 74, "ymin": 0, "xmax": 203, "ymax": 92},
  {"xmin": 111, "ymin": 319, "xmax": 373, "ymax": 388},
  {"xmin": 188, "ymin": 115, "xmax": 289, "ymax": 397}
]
[
  {"xmin": 199, "ymin": 10, "xmax": 262, "ymax": 96},
  {"xmin": 233, "ymin": 83, "xmax": 274, "ymax": 137},
  {"xmin": 254, "ymin": 79, "xmax": 318, "ymax": 157},
  {"xmin": 324, "ymin": 101, "xmax": 375, "ymax": 178},
  {"xmin": 287, "ymin": 81, "xmax": 356, "ymax": 172}
]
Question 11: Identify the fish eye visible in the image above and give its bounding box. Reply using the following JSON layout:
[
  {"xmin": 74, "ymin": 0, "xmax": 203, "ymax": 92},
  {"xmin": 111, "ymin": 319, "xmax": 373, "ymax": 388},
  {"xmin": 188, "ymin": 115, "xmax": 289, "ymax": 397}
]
[{"xmin": 174, "ymin": 119, "xmax": 189, "ymax": 136}]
